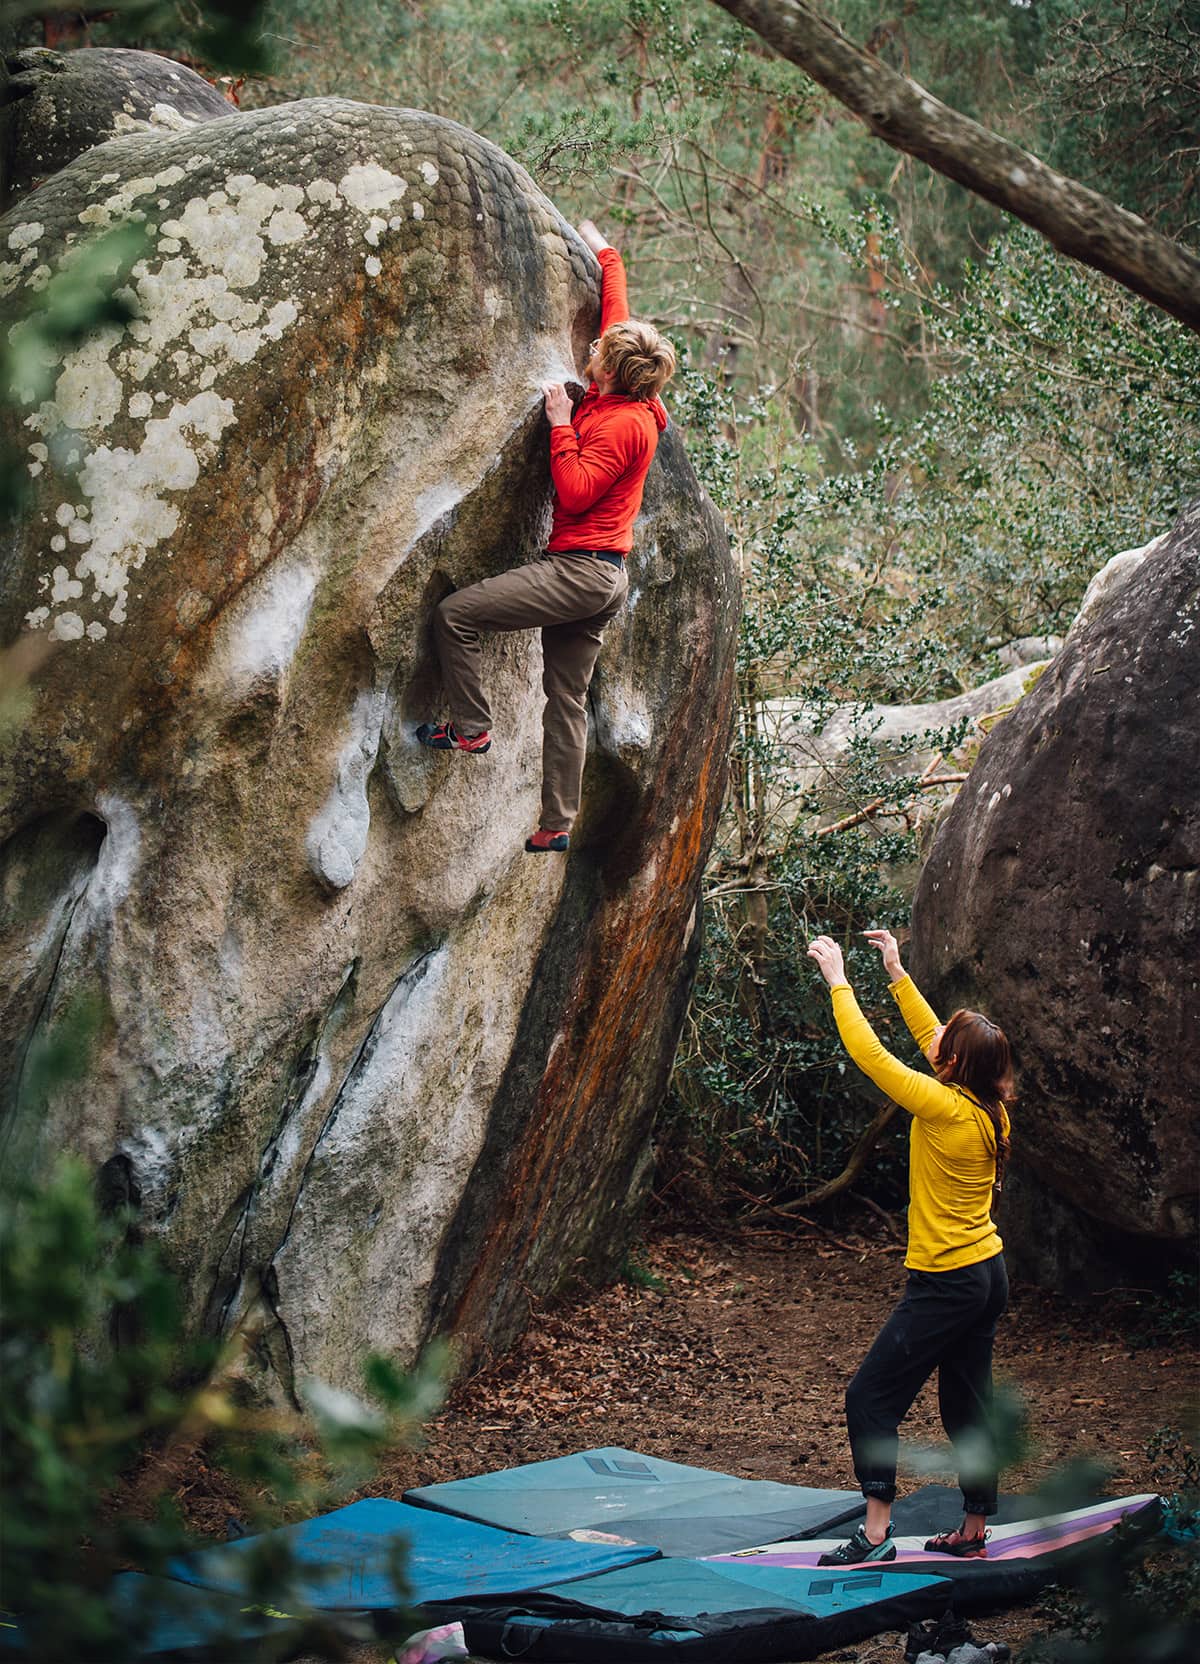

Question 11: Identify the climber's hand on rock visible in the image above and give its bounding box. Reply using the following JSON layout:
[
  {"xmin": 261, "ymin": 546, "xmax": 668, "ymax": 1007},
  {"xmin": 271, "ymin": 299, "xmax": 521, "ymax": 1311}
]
[
  {"xmin": 807, "ymin": 936, "xmax": 848, "ymax": 988},
  {"xmin": 578, "ymin": 219, "xmax": 610, "ymax": 254},
  {"xmin": 543, "ymin": 382, "xmax": 573, "ymax": 427}
]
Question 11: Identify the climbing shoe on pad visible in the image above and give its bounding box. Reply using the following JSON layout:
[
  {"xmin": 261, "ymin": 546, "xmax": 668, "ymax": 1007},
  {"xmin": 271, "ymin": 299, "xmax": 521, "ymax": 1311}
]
[
  {"xmin": 817, "ymin": 1523, "xmax": 896, "ymax": 1565},
  {"xmin": 924, "ymin": 1526, "xmax": 990, "ymax": 1557}
]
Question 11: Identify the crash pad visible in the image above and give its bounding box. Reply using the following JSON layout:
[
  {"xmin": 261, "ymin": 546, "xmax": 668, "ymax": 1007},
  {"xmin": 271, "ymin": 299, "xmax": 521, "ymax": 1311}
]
[
  {"xmin": 405, "ymin": 1447, "xmax": 862, "ymax": 1556},
  {"xmin": 454, "ymin": 1556, "xmax": 951, "ymax": 1661},
  {"xmin": 166, "ymin": 1497, "xmax": 658, "ymax": 1609}
]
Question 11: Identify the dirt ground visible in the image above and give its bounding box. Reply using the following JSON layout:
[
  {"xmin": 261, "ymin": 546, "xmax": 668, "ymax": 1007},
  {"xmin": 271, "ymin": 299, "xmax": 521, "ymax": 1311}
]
[{"xmin": 187, "ymin": 1217, "xmax": 1199, "ymax": 1663}]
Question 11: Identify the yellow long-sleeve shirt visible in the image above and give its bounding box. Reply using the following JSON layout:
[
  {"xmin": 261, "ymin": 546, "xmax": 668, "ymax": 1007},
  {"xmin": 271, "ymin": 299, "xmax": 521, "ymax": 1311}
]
[{"xmin": 830, "ymin": 974, "xmax": 1008, "ymax": 1272}]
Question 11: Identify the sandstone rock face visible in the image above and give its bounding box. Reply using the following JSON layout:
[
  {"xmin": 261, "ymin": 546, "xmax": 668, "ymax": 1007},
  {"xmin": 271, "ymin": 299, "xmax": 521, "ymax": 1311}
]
[
  {"xmin": 0, "ymin": 86, "xmax": 737, "ymax": 1396},
  {"xmin": 766, "ymin": 664, "xmax": 1045, "ymax": 814},
  {"xmin": 910, "ymin": 505, "xmax": 1199, "ymax": 1288},
  {"xmin": 1, "ymin": 47, "xmax": 233, "ymax": 212},
  {"xmin": 1067, "ymin": 534, "xmax": 1166, "ymax": 640}
]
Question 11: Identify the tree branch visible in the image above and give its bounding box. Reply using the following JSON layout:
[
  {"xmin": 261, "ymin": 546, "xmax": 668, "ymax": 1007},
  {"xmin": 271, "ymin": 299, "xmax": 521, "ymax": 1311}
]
[
  {"xmin": 814, "ymin": 774, "xmax": 968, "ymax": 837},
  {"xmin": 712, "ymin": 0, "xmax": 1200, "ymax": 332},
  {"xmin": 740, "ymin": 1097, "xmax": 901, "ymax": 1219}
]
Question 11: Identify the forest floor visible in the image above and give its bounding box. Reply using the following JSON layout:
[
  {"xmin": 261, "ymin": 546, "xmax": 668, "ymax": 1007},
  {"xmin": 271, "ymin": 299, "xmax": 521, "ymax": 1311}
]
[{"xmin": 184, "ymin": 1217, "xmax": 1199, "ymax": 1663}]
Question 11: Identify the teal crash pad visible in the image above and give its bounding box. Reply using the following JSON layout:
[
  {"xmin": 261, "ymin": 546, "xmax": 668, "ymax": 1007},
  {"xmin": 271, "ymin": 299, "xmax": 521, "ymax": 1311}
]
[
  {"xmin": 405, "ymin": 1447, "xmax": 862, "ymax": 1556},
  {"xmin": 165, "ymin": 1497, "xmax": 659, "ymax": 1608}
]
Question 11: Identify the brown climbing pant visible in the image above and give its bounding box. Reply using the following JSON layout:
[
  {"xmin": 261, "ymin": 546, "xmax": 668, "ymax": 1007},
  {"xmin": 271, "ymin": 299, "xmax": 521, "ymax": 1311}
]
[{"xmin": 434, "ymin": 550, "xmax": 628, "ymax": 832}]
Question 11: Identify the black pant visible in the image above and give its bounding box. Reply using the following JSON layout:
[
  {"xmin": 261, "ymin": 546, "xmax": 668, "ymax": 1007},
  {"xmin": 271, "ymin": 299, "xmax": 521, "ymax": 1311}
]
[{"xmin": 845, "ymin": 1252, "xmax": 1009, "ymax": 1515}]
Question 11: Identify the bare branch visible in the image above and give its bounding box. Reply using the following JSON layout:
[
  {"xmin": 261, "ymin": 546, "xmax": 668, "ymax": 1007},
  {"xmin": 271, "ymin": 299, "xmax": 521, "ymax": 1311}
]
[
  {"xmin": 738, "ymin": 1097, "xmax": 901, "ymax": 1218},
  {"xmin": 814, "ymin": 773, "xmax": 968, "ymax": 837},
  {"xmin": 712, "ymin": 0, "xmax": 1200, "ymax": 332}
]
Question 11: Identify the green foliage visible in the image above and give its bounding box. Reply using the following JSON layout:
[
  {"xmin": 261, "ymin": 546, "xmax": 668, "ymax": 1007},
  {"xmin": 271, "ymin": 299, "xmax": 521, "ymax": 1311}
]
[
  {"xmin": 1037, "ymin": 0, "xmax": 1200, "ymax": 239},
  {"xmin": 1147, "ymin": 1427, "xmax": 1200, "ymax": 1535},
  {"xmin": 510, "ymin": 104, "xmax": 675, "ymax": 182},
  {"xmin": 51, "ymin": 0, "xmax": 275, "ymax": 73},
  {"xmin": 0, "ymin": 225, "xmax": 146, "ymax": 514},
  {"xmin": 177, "ymin": 0, "xmax": 275, "ymax": 74},
  {"xmin": 1020, "ymin": 1429, "xmax": 1200, "ymax": 1664},
  {"xmin": 1136, "ymin": 1271, "xmax": 1200, "ymax": 1348},
  {"xmin": 664, "ymin": 351, "xmax": 950, "ymax": 1202},
  {"xmin": 1103, "ymin": 1269, "xmax": 1200, "ymax": 1352},
  {"xmin": 620, "ymin": 1252, "xmax": 667, "ymax": 1293},
  {"xmin": 0, "ymin": 1157, "xmax": 443, "ymax": 1661},
  {"xmin": 796, "ymin": 220, "xmax": 1200, "ymax": 677},
  {"xmin": 1, "ymin": 1160, "xmax": 199, "ymax": 1662},
  {"xmin": 664, "ymin": 222, "xmax": 1198, "ymax": 1212}
]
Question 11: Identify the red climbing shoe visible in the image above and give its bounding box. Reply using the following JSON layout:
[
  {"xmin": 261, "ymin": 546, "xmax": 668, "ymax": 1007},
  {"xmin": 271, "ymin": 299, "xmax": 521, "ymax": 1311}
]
[
  {"xmin": 416, "ymin": 721, "xmax": 491, "ymax": 753},
  {"xmin": 525, "ymin": 828, "xmax": 570, "ymax": 852},
  {"xmin": 923, "ymin": 1525, "xmax": 990, "ymax": 1557}
]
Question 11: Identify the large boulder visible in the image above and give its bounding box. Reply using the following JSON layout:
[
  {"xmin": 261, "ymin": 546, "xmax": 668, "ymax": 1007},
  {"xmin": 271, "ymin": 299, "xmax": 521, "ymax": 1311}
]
[
  {"xmin": 0, "ymin": 85, "xmax": 738, "ymax": 1396},
  {"xmin": 1, "ymin": 46, "xmax": 233, "ymax": 212},
  {"xmin": 910, "ymin": 506, "xmax": 1200, "ymax": 1289}
]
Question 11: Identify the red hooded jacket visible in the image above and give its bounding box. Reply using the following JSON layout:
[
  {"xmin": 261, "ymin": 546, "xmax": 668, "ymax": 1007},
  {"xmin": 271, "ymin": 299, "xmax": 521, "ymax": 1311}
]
[{"xmin": 547, "ymin": 247, "xmax": 669, "ymax": 556}]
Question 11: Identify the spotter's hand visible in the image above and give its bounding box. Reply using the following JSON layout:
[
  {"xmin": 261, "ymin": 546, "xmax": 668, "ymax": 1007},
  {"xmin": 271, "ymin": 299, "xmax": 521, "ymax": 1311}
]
[
  {"xmin": 807, "ymin": 935, "xmax": 848, "ymax": 988},
  {"xmin": 862, "ymin": 928, "xmax": 904, "ymax": 981},
  {"xmin": 543, "ymin": 382, "xmax": 574, "ymax": 427}
]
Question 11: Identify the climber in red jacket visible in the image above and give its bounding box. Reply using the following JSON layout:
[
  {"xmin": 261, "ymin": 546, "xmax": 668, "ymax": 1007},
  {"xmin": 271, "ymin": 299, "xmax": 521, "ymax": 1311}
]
[{"xmin": 417, "ymin": 219, "xmax": 675, "ymax": 853}]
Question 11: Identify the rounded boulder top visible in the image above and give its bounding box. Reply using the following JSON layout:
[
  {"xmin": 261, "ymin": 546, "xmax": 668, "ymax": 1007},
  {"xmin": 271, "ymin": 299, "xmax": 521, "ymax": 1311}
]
[{"xmin": 1, "ymin": 45, "xmax": 236, "ymax": 213}]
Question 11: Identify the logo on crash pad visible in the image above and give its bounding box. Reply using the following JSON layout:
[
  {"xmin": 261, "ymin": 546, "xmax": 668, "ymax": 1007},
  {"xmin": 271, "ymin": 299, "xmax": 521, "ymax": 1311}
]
[
  {"xmin": 583, "ymin": 1456, "xmax": 661, "ymax": 1481},
  {"xmin": 807, "ymin": 1572, "xmax": 885, "ymax": 1596}
]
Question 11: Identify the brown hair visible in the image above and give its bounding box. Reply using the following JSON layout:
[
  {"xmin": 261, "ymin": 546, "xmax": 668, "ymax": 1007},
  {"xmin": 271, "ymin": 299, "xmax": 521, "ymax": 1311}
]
[
  {"xmin": 596, "ymin": 319, "xmax": 676, "ymax": 401},
  {"xmin": 934, "ymin": 1010, "xmax": 1013, "ymax": 1190}
]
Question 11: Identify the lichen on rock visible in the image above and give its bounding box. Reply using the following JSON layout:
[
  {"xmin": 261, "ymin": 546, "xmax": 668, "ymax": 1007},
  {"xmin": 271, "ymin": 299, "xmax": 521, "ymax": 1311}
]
[
  {"xmin": 0, "ymin": 65, "xmax": 737, "ymax": 1399},
  {"xmin": 0, "ymin": 46, "xmax": 236, "ymax": 213}
]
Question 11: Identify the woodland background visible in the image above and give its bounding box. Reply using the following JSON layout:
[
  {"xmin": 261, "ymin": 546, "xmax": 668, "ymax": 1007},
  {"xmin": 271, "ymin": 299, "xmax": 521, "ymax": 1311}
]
[
  {"xmin": 180, "ymin": 0, "xmax": 1200, "ymax": 1222},
  {"xmin": 8, "ymin": 0, "xmax": 1197, "ymax": 1227},
  {"xmin": 0, "ymin": 5, "xmax": 1197, "ymax": 1660}
]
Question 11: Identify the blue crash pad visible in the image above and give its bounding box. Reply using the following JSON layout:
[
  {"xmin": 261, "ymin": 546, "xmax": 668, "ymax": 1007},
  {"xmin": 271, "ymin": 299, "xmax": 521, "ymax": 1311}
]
[
  {"xmin": 166, "ymin": 1497, "xmax": 659, "ymax": 1609},
  {"xmin": 405, "ymin": 1447, "xmax": 862, "ymax": 1556},
  {"xmin": 531, "ymin": 1555, "xmax": 950, "ymax": 1618},
  {"xmin": 457, "ymin": 1557, "xmax": 952, "ymax": 1662},
  {"xmin": 0, "ymin": 1573, "xmax": 307, "ymax": 1660}
]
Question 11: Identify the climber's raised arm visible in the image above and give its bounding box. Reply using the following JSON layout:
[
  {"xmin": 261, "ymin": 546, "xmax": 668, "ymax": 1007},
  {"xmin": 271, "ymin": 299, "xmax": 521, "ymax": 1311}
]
[
  {"xmin": 863, "ymin": 927, "xmax": 942, "ymax": 1059},
  {"xmin": 577, "ymin": 218, "xmax": 610, "ymax": 255},
  {"xmin": 575, "ymin": 218, "xmax": 631, "ymax": 340},
  {"xmin": 806, "ymin": 936, "xmax": 955, "ymax": 1123}
]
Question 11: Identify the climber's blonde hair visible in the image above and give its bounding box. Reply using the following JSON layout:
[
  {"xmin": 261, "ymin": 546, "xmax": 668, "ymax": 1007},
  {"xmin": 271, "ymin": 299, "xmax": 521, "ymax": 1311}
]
[{"xmin": 595, "ymin": 319, "xmax": 676, "ymax": 401}]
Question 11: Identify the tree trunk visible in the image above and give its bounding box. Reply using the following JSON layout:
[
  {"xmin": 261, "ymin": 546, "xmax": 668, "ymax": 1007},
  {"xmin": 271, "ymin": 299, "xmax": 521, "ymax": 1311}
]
[
  {"xmin": 713, "ymin": 0, "xmax": 1200, "ymax": 333},
  {"xmin": 731, "ymin": 672, "xmax": 770, "ymax": 1028}
]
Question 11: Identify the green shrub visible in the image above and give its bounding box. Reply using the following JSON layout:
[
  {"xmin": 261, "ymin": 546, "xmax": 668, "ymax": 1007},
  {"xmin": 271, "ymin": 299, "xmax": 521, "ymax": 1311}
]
[
  {"xmin": 665, "ymin": 225, "xmax": 1199, "ymax": 1215},
  {"xmin": 1019, "ymin": 1430, "xmax": 1200, "ymax": 1664},
  {"xmin": 0, "ymin": 1157, "xmax": 442, "ymax": 1662}
]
